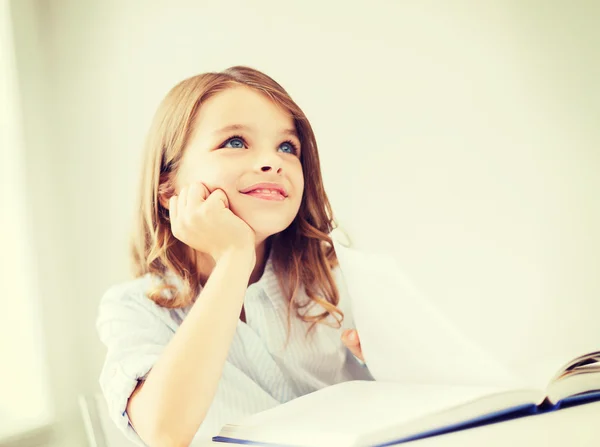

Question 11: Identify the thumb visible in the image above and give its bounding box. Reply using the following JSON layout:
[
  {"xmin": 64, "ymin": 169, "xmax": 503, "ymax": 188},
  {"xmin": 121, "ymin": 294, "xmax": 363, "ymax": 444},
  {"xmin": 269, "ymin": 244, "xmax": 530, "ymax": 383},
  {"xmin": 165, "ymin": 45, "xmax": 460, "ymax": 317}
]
[
  {"xmin": 204, "ymin": 188, "xmax": 229, "ymax": 210},
  {"xmin": 342, "ymin": 329, "xmax": 363, "ymax": 359}
]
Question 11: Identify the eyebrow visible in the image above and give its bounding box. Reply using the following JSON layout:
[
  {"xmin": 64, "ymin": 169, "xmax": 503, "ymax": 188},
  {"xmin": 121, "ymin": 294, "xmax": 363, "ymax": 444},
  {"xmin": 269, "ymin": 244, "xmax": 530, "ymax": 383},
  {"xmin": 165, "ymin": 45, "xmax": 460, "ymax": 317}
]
[{"xmin": 213, "ymin": 124, "xmax": 299, "ymax": 140}]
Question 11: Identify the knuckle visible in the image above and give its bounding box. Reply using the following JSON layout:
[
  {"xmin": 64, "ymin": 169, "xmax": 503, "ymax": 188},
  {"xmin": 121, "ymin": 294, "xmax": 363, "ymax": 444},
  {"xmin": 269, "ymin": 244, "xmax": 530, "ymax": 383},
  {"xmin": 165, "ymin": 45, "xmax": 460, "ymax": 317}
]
[{"xmin": 197, "ymin": 204, "xmax": 209, "ymax": 216}]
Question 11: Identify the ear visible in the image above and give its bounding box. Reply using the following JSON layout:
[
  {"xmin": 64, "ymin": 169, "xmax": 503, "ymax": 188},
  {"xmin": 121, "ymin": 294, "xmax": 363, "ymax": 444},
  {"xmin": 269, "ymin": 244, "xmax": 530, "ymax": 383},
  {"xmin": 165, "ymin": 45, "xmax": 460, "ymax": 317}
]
[
  {"xmin": 158, "ymin": 176, "xmax": 175, "ymax": 210},
  {"xmin": 159, "ymin": 193, "xmax": 170, "ymax": 210}
]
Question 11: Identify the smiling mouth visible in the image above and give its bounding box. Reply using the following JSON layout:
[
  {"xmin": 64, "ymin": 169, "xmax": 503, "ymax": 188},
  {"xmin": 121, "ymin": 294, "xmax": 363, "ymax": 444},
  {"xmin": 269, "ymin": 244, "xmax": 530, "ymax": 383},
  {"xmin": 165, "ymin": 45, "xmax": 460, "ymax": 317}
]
[{"xmin": 242, "ymin": 189, "xmax": 286, "ymax": 201}]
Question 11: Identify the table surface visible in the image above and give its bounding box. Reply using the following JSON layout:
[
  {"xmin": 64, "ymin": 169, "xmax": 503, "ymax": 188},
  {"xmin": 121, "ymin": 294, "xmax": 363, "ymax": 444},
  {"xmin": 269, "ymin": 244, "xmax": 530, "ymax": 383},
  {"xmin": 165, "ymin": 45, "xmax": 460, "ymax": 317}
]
[{"xmin": 196, "ymin": 400, "xmax": 600, "ymax": 446}]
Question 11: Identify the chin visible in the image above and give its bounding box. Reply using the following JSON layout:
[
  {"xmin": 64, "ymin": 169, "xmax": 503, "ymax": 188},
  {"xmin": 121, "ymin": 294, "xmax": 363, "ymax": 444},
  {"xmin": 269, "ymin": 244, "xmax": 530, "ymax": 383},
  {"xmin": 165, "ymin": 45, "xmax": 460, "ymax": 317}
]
[
  {"xmin": 237, "ymin": 209, "xmax": 294, "ymax": 242},
  {"xmin": 247, "ymin": 219, "xmax": 293, "ymax": 243},
  {"xmin": 231, "ymin": 197, "xmax": 300, "ymax": 245}
]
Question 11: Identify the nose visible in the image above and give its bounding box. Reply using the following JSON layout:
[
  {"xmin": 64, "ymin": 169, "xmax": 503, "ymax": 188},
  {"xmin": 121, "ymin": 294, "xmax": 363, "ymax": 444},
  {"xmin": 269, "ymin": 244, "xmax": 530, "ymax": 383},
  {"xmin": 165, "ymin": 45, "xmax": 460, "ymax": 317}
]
[
  {"xmin": 261, "ymin": 164, "xmax": 282, "ymax": 173},
  {"xmin": 256, "ymin": 151, "xmax": 283, "ymax": 174}
]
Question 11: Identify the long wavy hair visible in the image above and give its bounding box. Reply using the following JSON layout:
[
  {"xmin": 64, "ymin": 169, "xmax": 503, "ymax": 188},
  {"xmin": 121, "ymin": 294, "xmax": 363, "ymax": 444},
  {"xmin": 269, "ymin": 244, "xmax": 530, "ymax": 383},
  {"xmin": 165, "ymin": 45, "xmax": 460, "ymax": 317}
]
[{"xmin": 130, "ymin": 66, "xmax": 343, "ymax": 338}]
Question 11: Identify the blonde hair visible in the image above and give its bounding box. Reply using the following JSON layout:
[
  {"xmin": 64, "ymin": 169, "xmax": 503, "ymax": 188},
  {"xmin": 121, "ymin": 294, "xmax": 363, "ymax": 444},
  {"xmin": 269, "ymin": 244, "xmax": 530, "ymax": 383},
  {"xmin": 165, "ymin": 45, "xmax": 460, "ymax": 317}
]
[{"xmin": 130, "ymin": 66, "xmax": 343, "ymax": 336}]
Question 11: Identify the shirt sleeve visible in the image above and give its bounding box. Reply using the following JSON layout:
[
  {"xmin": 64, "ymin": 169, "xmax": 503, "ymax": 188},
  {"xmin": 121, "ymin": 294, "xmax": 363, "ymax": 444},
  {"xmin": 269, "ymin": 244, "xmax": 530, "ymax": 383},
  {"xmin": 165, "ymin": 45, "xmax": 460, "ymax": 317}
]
[{"xmin": 96, "ymin": 279, "xmax": 183, "ymax": 447}]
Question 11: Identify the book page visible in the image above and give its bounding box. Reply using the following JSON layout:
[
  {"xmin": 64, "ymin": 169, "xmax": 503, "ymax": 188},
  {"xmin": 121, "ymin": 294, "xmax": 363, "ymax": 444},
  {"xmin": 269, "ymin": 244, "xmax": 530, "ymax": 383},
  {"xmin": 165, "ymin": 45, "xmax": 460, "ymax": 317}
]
[
  {"xmin": 520, "ymin": 348, "xmax": 600, "ymax": 390},
  {"xmin": 332, "ymin": 235, "xmax": 522, "ymax": 389},
  {"xmin": 220, "ymin": 381, "xmax": 541, "ymax": 446},
  {"xmin": 552, "ymin": 351, "xmax": 600, "ymax": 381}
]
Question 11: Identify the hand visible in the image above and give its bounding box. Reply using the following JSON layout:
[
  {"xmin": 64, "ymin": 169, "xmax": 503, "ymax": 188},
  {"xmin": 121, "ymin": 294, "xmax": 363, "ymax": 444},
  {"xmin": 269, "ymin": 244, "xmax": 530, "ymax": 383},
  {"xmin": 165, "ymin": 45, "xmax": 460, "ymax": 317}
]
[
  {"xmin": 169, "ymin": 182, "xmax": 256, "ymax": 264},
  {"xmin": 342, "ymin": 329, "xmax": 364, "ymax": 363}
]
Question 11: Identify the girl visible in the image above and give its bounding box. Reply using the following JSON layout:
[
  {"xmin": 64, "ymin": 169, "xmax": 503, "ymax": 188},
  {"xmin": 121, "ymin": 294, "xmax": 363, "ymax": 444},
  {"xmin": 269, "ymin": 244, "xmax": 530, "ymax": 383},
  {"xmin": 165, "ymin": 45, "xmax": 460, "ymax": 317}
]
[{"xmin": 97, "ymin": 66, "xmax": 372, "ymax": 447}]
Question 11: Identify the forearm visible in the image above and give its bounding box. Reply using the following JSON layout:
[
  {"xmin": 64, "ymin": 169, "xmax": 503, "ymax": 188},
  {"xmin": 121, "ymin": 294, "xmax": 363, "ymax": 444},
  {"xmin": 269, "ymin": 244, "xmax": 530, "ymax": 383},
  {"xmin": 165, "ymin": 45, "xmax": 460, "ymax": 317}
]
[{"xmin": 128, "ymin": 249, "xmax": 254, "ymax": 447}]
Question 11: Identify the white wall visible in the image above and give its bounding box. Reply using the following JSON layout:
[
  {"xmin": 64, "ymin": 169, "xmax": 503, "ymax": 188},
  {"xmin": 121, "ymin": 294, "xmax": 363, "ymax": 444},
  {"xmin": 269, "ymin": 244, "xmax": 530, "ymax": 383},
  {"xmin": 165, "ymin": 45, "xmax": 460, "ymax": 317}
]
[{"xmin": 9, "ymin": 0, "xmax": 599, "ymax": 444}]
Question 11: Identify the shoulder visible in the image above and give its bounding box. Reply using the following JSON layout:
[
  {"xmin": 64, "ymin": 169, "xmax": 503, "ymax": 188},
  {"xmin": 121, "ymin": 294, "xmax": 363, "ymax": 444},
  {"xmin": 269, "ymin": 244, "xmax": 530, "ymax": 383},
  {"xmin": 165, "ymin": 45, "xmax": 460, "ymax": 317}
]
[
  {"xmin": 98, "ymin": 274, "xmax": 191, "ymax": 332},
  {"xmin": 101, "ymin": 274, "xmax": 152, "ymax": 303}
]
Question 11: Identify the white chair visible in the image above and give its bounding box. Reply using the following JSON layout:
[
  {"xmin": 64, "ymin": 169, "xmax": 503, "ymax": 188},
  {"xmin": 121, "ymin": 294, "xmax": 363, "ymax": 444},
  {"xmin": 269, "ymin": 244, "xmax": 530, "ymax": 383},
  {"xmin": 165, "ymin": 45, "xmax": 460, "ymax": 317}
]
[{"xmin": 79, "ymin": 393, "xmax": 139, "ymax": 447}]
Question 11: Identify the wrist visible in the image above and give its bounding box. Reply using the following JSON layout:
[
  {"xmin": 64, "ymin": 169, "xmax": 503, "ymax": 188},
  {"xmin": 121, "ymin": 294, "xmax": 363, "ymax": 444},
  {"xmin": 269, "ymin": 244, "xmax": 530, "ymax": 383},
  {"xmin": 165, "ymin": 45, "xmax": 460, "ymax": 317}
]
[{"xmin": 214, "ymin": 246, "xmax": 256, "ymax": 271}]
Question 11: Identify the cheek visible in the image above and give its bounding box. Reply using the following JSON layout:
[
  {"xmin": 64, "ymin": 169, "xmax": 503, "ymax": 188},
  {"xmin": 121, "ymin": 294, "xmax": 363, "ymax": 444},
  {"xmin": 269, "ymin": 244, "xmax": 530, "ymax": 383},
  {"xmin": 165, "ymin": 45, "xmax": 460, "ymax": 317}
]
[
  {"xmin": 178, "ymin": 158, "xmax": 240, "ymax": 193},
  {"xmin": 204, "ymin": 168, "xmax": 240, "ymax": 192}
]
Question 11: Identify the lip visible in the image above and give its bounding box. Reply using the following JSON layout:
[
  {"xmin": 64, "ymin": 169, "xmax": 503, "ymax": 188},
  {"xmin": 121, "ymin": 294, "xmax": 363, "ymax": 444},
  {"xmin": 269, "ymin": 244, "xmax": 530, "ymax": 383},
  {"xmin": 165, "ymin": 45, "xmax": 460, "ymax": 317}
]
[{"xmin": 240, "ymin": 182, "xmax": 288, "ymax": 197}]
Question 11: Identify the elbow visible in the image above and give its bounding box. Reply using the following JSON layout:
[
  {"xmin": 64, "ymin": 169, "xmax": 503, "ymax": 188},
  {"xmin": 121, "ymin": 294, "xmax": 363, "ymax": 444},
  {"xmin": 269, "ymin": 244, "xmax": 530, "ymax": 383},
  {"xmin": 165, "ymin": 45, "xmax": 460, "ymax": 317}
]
[
  {"xmin": 130, "ymin": 387, "xmax": 209, "ymax": 447},
  {"xmin": 146, "ymin": 431, "xmax": 193, "ymax": 447},
  {"xmin": 129, "ymin": 390, "xmax": 203, "ymax": 447},
  {"xmin": 146, "ymin": 419, "xmax": 204, "ymax": 447}
]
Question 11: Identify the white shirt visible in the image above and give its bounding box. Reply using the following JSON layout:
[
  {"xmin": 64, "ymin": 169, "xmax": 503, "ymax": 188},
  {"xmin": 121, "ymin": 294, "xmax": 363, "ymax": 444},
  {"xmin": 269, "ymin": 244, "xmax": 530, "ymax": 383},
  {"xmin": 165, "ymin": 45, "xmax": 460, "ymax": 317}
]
[{"xmin": 96, "ymin": 249, "xmax": 373, "ymax": 446}]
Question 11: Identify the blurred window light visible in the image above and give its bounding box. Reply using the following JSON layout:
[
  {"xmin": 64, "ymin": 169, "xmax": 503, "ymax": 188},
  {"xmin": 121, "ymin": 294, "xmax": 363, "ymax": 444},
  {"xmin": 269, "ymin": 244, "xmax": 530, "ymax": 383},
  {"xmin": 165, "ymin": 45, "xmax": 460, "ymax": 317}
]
[{"xmin": 0, "ymin": 0, "xmax": 53, "ymax": 441}]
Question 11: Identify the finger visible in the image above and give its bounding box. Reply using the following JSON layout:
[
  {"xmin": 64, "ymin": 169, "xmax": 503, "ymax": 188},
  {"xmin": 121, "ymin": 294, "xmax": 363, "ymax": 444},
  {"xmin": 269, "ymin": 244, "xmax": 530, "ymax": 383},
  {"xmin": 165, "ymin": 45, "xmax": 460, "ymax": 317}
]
[
  {"xmin": 204, "ymin": 188, "xmax": 229, "ymax": 210},
  {"xmin": 342, "ymin": 330, "xmax": 364, "ymax": 361},
  {"xmin": 178, "ymin": 185, "xmax": 188, "ymax": 211},
  {"xmin": 188, "ymin": 182, "xmax": 207, "ymax": 211},
  {"xmin": 198, "ymin": 182, "xmax": 210, "ymax": 200},
  {"xmin": 342, "ymin": 329, "xmax": 359, "ymax": 346}
]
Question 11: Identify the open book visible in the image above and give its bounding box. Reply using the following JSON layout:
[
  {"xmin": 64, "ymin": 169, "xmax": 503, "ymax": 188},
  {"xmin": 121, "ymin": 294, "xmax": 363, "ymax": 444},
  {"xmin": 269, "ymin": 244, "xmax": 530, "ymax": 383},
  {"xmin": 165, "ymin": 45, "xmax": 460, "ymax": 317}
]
[{"xmin": 212, "ymin": 229, "xmax": 600, "ymax": 446}]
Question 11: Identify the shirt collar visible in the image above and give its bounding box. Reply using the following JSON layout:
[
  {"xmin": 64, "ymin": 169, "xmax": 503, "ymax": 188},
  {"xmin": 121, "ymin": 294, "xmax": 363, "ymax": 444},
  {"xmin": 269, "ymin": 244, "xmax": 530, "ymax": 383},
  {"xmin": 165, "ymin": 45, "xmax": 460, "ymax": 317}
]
[
  {"xmin": 157, "ymin": 247, "xmax": 286, "ymax": 310},
  {"xmin": 247, "ymin": 246, "xmax": 285, "ymax": 310}
]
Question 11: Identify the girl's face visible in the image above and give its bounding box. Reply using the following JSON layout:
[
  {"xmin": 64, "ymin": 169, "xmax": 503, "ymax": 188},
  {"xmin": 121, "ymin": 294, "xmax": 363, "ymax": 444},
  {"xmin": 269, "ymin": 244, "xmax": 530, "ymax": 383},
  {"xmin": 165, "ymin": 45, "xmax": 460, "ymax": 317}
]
[{"xmin": 174, "ymin": 85, "xmax": 305, "ymax": 244}]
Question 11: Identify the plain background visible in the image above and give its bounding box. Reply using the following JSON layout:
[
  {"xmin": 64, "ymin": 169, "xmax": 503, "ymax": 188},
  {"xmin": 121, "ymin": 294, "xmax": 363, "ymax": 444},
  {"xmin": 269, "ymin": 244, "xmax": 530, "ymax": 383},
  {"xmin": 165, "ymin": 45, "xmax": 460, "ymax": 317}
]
[{"xmin": 5, "ymin": 1, "xmax": 599, "ymax": 445}]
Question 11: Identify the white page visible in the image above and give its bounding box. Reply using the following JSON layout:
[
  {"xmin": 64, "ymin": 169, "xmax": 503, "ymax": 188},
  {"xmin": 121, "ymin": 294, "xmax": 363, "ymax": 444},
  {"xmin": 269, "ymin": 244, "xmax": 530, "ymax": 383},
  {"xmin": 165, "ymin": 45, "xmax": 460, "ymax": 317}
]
[
  {"xmin": 332, "ymin": 232, "xmax": 522, "ymax": 388},
  {"xmin": 224, "ymin": 381, "xmax": 535, "ymax": 446}
]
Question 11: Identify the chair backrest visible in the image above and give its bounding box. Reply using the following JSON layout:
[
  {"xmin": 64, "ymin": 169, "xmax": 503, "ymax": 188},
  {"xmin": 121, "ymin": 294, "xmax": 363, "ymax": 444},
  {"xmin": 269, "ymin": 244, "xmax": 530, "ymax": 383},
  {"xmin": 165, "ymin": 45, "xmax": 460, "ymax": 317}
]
[{"xmin": 79, "ymin": 393, "xmax": 139, "ymax": 447}]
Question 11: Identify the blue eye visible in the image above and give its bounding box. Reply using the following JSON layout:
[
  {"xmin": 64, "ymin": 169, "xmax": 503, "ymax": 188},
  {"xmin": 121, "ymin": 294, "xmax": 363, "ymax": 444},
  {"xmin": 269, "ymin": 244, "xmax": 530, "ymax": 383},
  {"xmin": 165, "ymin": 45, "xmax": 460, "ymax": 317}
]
[
  {"xmin": 220, "ymin": 135, "xmax": 299, "ymax": 155},
  {"xmin": 223, "ymin": 136, "xmax": 246, "ymax": 149},
  {"xmin": 279, "ymin": 141, "xmax": 298, "ymax": 155}
]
